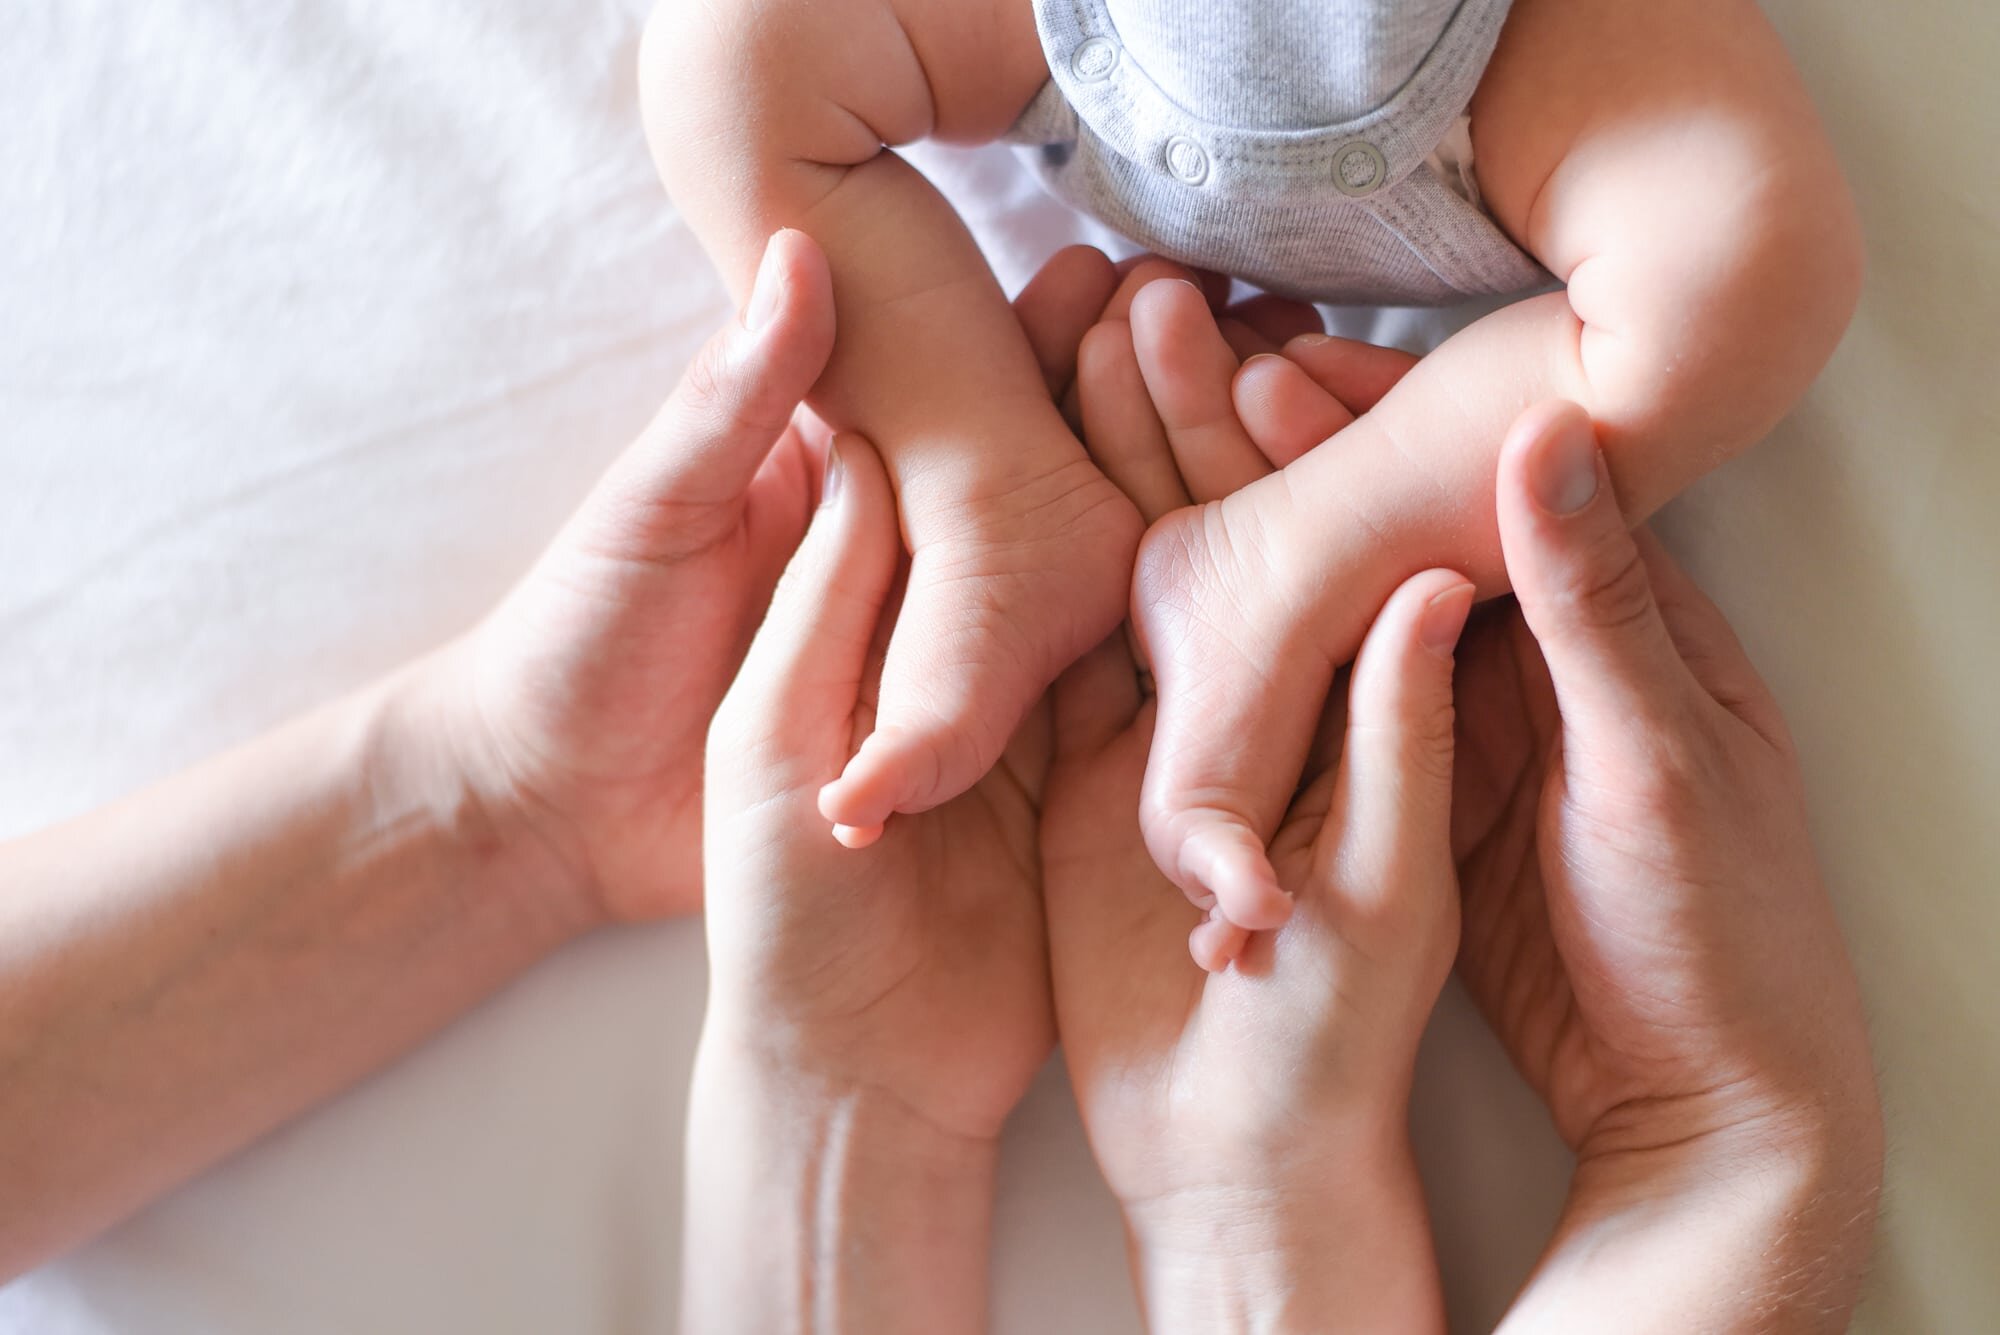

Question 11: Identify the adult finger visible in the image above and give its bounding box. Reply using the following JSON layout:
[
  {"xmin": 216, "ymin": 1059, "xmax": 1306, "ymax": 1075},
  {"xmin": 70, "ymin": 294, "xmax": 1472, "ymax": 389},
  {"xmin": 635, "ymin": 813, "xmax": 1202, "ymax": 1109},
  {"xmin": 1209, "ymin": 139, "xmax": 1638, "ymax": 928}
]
[
  {"xmin": 711, "ymin": 433, "xmax": 901, "ymax": 829},
  {"xmin": 1076, "ymin": 320, "xmax": 1192, "ymax": 525},
  {"xmin": 1232, "ymin": 355, "xmax": 1356, "ymax": 470},
  {"xmin": 1111, "ymin": 253, "xmax": 1232, "ymax": 296},
  {"xmin": 1495, "ymin": 402, "xmax": 1705, "ymax": 741},
  {"xmin": 1014, "ymin": 244, "xmax": 1119, "ymax": 397},
  {"xmin": 1102, "ymin": 257, "xmax": 1215, "ymax": 321},
  {"xmin": 1282, "ymin": 334, "xmax": 1420, "ymax": 416},
  {"xmin": 1059, "ymin": 257, "xmax": 1203, "ymax": 427},
  {"xmin": 1316, "ymin": 569, "xmax": 1472, "ymax": 905},
  {"xmin": 1232, "ymin": 332, "xmax": 1418, "ymax": 481},
  {"xmin": 597, "ymin": 229, "xmax": 835, "ymax": 562},
  {"xmin": 1216, "ymin": 293, "xmax": 1323, "ymax": 362},
  {"xmin": 1215, "ymin": 318, "xmax": 1283, "ymax": 363},
  {"xmin": 1129, "ymin": 279, "xmax": 1273, "ymax": 501},
  {"xmin": 1228, "ymin": 293, "xmax": 1325, "ymax": 348}
]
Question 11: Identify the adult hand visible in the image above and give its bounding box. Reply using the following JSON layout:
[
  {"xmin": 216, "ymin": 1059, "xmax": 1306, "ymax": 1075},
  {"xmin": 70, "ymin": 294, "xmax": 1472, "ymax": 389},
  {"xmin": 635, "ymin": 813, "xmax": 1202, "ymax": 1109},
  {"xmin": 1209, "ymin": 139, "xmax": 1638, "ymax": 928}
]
[
  {"xmin": 1042, "ymin": 275, "xmax": 1469, "ymax": 1334},
  {"xmin": 1219, "ymin": 322, "xmax": 1883, "ymax": 1330},
  {"xmin": 677, "ymin": 243, "xmax": 1127, "ymax": 1335},
  {"xmin": 454, "ymin": 238, "xmax": 1226, "ymax": 925},
  {"xmin": 0, "ymin": 227, "xmax": 867, "ymax": 1278},
  {"xmin": 683, "ymin": 426, "xmax": 1051, "ymax": 1335},
  {"xmin": 1456, "ymin": 403, "xmax": 1882, "ymax": 1331},
  {"xmin": 437, "ymin": 228, "xmax": 836, "ymax": 922}
]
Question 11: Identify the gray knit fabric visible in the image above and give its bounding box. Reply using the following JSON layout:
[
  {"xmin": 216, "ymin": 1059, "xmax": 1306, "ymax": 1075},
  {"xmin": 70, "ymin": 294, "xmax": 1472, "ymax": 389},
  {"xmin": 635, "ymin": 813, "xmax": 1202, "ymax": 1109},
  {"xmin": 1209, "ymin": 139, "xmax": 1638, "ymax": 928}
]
[{"xmin": 1008, "ymin": 0, "xmax": 1549, "ymax": 306}]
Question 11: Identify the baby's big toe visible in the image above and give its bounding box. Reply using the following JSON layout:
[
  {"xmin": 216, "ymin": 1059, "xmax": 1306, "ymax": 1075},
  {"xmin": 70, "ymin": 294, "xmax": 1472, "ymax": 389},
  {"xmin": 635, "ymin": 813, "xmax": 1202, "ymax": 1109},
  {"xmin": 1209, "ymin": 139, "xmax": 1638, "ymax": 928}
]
[
  {"xmin": 1171, "ymin": 823, "xmax": 1293, "ymax": 931},
  {"xmin": 817, "ymin": 724, "xmax": 955, "ymax": 829},
  {"xmin": 1133, "ymin": 500, "xmax": 1327, "ymax": 922}
]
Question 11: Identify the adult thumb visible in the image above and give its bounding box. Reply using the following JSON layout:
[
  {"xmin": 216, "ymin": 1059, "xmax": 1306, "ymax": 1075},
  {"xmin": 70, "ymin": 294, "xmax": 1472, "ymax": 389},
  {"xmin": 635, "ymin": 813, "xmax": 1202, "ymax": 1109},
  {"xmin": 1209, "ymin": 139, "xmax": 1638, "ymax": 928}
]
[
  {"xmin": 710, "ymin": 432, "xmax": 902, "ymax": 822},
  {"xmin": 1495, "ymin": 402, "xmax": 1700, "ymax": 738},
  {"xmin": 591, "ymin": 229, "xmax": 836, "ymax": 558}
]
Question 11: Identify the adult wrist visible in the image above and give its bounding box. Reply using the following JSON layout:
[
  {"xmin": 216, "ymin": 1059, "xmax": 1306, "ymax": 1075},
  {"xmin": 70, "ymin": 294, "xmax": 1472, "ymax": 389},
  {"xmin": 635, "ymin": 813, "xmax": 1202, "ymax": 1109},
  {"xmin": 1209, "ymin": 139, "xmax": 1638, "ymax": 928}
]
[
  {"xmin": 1125, "ymin": 1189, "xmax": 1334, "ymax": 1335},
  {"xmin": 1514, "ymin": 1101, "xmax": 1883, "ymax": 1334},
  {"xmin": 395, "ymin": 644, "xmax": 604, "ymax": 937},
  {"xmin": 1574, "ymin": 1081, "xmax": 1884, "ymax": 1233},
  {"xmin": 689, "ymin": 1025, "xmax": 1008, "ymax": 1165},
  {"xmin": 682, "ymin": 1037, "xmax": 1000, "ymax": 1335},
  {"xmin": 1121, "ymin": 1141, "xmax": 1444, "ymax": 1335}
]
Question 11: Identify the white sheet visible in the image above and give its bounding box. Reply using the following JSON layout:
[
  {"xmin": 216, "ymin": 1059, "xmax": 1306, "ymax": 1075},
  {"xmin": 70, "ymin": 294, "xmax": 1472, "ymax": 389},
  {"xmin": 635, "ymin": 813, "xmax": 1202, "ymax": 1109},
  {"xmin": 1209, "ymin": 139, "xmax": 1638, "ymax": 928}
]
[{"xmin": 2, "ymin": 1, "xmax": 1994, "ymax": 1329}]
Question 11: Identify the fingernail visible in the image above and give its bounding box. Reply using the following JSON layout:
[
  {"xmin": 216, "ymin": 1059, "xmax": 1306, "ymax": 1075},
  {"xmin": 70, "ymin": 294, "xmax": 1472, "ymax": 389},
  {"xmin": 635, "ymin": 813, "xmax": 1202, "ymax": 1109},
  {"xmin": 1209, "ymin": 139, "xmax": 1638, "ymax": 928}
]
[
  {"xmin": 1420, "ymin": 582, "xmax": 1476, "ymax": 656},
  {"xmin": 742, "ymin": 232, "xmax": 787, "ymax": 333},
  {"xmin": 1528, "ymin": 411, "xmax": 1600, "ymax": 516},
  {"xmin": 1289, "ymin": 332, "xmax": 1333, "ymax": 348},
  {"xmin": 820, "ymin": 435, "xmax": 846, "ymax": 508}
]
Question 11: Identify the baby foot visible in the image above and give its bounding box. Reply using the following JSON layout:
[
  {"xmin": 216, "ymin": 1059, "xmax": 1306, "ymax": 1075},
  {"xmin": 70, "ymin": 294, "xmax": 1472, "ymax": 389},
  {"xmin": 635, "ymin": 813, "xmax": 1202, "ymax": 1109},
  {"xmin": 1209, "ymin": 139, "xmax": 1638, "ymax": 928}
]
[
  {"xmin": 818, "ymin": 437, "xmax": 1142, "ymax": 830},
  {"xmin": 1131, "ymin": 481, "xmax": 1339, "ymax": 931}
]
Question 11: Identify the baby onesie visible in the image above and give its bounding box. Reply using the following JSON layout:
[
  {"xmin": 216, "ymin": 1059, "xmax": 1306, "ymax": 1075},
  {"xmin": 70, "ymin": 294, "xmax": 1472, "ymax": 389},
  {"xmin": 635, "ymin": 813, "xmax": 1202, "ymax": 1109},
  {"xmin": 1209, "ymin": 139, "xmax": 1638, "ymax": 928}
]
[{"xmin": 1009, "ymin": 0, "xmax": 1549, "ymax": 306}]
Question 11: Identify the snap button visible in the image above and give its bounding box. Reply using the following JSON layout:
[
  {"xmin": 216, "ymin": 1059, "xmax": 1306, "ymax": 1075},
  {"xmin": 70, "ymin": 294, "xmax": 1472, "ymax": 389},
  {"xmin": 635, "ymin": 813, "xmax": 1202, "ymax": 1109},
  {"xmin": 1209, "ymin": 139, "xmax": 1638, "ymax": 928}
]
[
  {"xmin": 1071, "ymin": 36, "xmax": 1118, "ymax": 82},
  {"xmin": 1164, "ymin": 135, "xmax": 1209, "ymax": 186},
  {"xmin": 1332, "ymin": 140, "xmax": 1387, "ymax": 197}
]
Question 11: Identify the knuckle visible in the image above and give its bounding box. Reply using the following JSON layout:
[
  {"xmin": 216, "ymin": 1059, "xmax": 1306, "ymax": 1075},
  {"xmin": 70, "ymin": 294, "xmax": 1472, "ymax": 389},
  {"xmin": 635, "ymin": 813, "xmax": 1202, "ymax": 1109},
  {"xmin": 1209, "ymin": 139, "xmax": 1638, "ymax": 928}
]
[
  {"xmin": 1585, "ymin": 714, "xmax": 1720, "ymax": 821},
  {"xmin": 1350, "ymin": 698, "xmax": 1456, "ymax": 791},
  {"xmin": 1624, "ymin": 746, "xmax": 1700, "ymax": 816},
  {"xmin": 1326, "ymin": 840, "xmax": 1456, "ymax": 951},
  {"xmin": 675, "ymin": 337, "xmax": 787, "ymax": 447},
  {"xmin": 675, "ymin": 338, "xmax": 736, "ymax": 420},
  {"xmin": 1561, "ymin": 526, "xmax": 1658, "ymax": 637},
  {"xmin": 1403, "ymin": 697, "xmax": 1459, "ymax": 784}
]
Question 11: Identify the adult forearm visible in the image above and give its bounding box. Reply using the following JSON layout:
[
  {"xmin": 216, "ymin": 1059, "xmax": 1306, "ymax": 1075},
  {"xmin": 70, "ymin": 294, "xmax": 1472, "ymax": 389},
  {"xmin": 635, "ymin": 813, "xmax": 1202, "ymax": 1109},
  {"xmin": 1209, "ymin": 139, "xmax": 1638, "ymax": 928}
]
[
  {"xmin": 0, "ymin": 651, "xmax": 587, "ymax": 1278},
  {"xmin": 1501, "ymin": 1115, "xmax": 1883, "ymax": 1334},
  {"xmin": 682, "ymin": 1040, "xmax": 1000, "ymax": 1335}
]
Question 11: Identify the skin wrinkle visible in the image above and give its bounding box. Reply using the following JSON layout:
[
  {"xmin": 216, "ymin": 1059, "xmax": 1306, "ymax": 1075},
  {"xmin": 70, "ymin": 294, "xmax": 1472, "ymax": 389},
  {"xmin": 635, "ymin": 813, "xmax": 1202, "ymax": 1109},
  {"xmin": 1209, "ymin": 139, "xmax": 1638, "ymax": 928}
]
[{"xmin": 887, "ymin": 9, "xmax": 947, "ymax": 146}]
